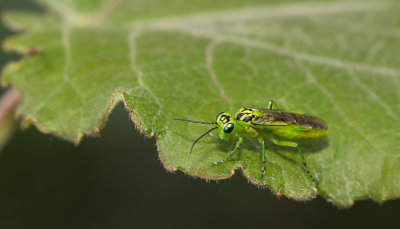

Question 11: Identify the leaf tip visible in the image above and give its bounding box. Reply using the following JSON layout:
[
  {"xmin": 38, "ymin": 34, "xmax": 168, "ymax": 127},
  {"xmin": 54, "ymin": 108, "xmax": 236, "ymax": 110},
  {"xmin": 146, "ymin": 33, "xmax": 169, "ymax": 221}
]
[
  {"xmin": 121, "ymin": 91, "xmax": 152, "ymax": 136},
  {"xmin": 21, "ymin": 116, "xmax": 33, "ymax": 130},
  {"xmin": 1, "ymin": 11, "xmax": 28, "ymax": 32},
  {"xmin": 1, "ymin": 59, "xmax": 27, "ymax": 88},
  {"xmin": 74, "ymin": 133, "xmax": 84, "ymax": 146}
]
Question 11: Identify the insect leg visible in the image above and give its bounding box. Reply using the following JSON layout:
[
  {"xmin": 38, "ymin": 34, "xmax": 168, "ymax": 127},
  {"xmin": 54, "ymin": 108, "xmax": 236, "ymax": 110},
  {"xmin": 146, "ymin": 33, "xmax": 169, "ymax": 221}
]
[
  {"xmin": 211, "ymin": 136, "xmax": 243, "ymax": 166},
  {"xmin": 268, "ymin": 100, "xmax": 274, "ymax": 110},
  {"xmin": 268, "ymin": 99, "xmax": 280, "ymax": 110},
  {"xmin": 258, "ymin": 136, "xmax": 266, "ymax": 178},
  {"xmin": 265, "ymin": 133, "xmax": 317, "ymax": 184}
]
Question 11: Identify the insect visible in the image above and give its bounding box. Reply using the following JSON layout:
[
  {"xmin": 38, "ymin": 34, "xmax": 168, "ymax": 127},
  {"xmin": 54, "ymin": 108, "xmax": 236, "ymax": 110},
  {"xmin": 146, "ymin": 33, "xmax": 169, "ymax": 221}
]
[{"xmin": 175, "ymin": 100, "xmax": 328, "ymax": 179}]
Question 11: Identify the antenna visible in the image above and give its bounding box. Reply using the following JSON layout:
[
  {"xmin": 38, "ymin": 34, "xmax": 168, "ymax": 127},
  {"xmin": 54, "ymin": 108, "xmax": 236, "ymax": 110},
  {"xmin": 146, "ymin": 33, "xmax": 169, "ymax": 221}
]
[
  {"xmin": 190, "ymin": 126, "xmax": 218, "ymax": 154},
  {"xmin": 174, "ymin": 118, "xmax": 217, "ymax": 125}
]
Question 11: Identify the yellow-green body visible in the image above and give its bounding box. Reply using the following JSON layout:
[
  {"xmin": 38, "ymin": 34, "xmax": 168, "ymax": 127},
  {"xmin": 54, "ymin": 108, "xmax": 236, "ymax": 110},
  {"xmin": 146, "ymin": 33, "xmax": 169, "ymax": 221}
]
[
  {"xmin": 233, "ymin": 107, "xmax": 328, "ymax": 140},
  {"xmin": 176, "ymin": 100, "xmax": 328, "ymax": 180}
]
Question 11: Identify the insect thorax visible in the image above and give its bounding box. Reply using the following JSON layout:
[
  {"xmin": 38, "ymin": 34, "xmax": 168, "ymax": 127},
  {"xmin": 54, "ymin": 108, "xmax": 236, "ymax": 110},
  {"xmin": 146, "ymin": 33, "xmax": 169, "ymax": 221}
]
[{"xmin": 235, "ymin": 108, "xmax": 258, "ymax": 123}]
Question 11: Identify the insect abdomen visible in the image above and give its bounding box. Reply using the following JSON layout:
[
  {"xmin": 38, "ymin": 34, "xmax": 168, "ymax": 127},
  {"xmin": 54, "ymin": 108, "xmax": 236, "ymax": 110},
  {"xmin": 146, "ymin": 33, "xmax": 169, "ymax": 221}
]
[
  {"xmin": 262, "ymin": 125, "xmax": 327, "ymax": 140},
  {"xmin": 289, "ymin": 113, "xmax": 327, "ymax": 130},
  {"xmin": 251, "ymin": 109, "xmax": 328, "ymax": 140}
]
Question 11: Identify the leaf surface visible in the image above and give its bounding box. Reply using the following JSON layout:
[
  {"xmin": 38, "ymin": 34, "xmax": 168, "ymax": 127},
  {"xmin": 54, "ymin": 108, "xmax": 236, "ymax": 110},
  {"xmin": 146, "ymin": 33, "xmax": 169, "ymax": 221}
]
[{"xmin": 2, "ymin": 0, "xmax": 400, "ymax": 207}]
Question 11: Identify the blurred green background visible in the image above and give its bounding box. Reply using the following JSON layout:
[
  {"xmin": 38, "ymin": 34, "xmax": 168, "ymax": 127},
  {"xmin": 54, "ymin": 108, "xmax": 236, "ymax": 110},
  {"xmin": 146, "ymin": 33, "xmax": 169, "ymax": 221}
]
[{"xmin": 1, "ymin": 1, "xmax": 399, "ymax": 228}]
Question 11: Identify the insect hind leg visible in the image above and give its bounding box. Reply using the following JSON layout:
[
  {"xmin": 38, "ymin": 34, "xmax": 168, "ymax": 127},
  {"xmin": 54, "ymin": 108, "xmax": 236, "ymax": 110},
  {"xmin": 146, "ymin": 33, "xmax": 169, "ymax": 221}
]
[{"xmin": 265, "ymin": 133, "xmax": 318, "ymax": 185}]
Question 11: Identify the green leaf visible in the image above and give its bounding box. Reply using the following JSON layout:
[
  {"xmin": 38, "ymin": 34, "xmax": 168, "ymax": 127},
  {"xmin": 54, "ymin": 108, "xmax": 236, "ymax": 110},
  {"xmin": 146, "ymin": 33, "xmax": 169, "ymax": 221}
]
[{"xmin": 2, "ymin": 0, "xmax": 400, "ymax": 207}]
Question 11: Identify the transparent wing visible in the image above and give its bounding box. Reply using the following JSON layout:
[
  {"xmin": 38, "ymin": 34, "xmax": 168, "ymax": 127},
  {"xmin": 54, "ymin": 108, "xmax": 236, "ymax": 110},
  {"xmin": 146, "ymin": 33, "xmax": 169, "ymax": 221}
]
[{"xmin": 252, "ymin": 109, "xmax": 327, "ymax": 130}]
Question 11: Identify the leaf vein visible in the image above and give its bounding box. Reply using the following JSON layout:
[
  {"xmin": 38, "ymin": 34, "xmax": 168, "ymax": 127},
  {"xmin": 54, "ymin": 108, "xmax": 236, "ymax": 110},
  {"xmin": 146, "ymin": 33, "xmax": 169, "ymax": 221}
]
[
  {"xmin": 147, "ymin": 1, "xmax": 387, "ymax": 30},
  {"xmin": 160, "ymin": 26, "xmax": 400, "ymax": 78},
  {"xmin": 62, "ymin": 23, "xmax": 85, "ymax": 137},
  {"xmin": 91, "ymin": 0, "xmax": 125, "ymax": 26},
  {"xmin": 296, "ymin": 61, "xmax": 392, "ymax": 159},
  {"xmin": 128, "ymin": 30, "xmax": 162, "ymax": 133},
  {"xmin": 205, "ymin": 39, "xmax": 233, "ymax": 110},
  {"xmin": 349, "ymin": 71, "xmax": 399, "ymax": 122}
]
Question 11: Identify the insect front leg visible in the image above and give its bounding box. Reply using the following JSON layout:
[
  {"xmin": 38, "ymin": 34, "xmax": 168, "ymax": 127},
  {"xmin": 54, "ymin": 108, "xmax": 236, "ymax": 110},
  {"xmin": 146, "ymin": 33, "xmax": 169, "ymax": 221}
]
[
  {"xmin": 211, "ymin": 136, "xmax": 243, "ymax": 166},
  {"xmin": 265, "ymin": 133, "xmax": 317, "ymax": 184}
]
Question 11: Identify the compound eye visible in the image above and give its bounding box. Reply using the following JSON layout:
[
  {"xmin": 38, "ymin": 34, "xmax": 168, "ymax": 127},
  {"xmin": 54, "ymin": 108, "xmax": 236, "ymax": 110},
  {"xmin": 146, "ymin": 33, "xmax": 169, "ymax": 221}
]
[{"xmin": 223, "ymin": 123, "xmax": 234, "ymax": 133}]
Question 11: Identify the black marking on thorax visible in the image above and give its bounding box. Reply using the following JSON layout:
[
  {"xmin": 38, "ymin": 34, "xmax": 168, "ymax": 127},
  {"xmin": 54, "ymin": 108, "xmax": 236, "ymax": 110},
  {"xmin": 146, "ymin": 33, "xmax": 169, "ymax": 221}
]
[
  {"xmin": 236, "ymin": 113, "xmax": 245, "ymax": 120},
  {"xmin": 243, "ymin": 115, "xmax": 255, "ymax": 122},
  {"xmin": 236, "ymin": 108, "xmax": 255, "ymax": 123}
]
